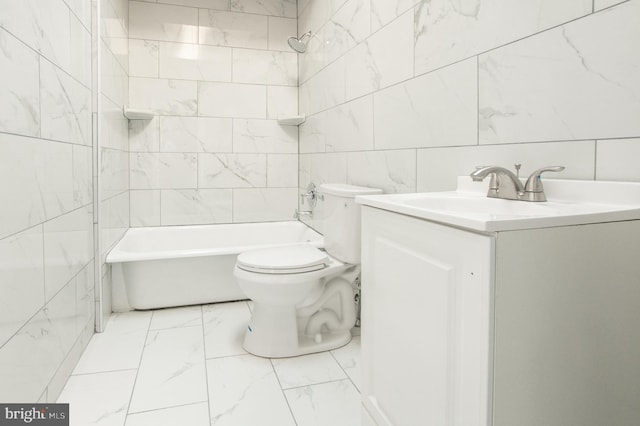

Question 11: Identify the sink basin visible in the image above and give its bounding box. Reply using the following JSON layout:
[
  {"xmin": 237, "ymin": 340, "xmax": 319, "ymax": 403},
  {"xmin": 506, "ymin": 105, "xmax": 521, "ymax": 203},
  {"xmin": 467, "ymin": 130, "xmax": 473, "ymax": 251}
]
[{"xmin": 356, "ymin": 178, "xmax": 640, "ymax": 232}]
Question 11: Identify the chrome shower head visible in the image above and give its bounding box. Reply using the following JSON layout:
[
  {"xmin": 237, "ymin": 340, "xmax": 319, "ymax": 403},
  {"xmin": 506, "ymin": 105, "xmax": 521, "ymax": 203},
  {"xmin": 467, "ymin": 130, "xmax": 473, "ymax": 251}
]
[{"xmin": 287, "ymin": 31, "xmax": 312, "ymax": 53}]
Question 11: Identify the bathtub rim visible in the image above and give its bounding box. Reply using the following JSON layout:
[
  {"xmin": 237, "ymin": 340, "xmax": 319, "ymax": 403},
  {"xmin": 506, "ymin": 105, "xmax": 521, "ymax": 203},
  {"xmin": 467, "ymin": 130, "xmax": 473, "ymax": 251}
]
[{"xmin": 106, "ymin": 221, "xmax": 324, "ymax": 264}]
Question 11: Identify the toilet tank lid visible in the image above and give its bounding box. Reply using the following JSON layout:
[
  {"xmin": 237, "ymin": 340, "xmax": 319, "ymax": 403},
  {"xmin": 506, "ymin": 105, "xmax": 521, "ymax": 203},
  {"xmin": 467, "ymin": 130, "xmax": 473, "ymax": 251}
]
[{"xmin": 319, "ymin": 184, "xmax": 382, "ymax": 198}]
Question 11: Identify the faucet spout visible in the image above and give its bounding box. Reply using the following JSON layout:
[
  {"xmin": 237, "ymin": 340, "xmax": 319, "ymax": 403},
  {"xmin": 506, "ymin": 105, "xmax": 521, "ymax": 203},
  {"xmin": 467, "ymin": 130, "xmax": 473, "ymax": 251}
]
[{"xmin": 470, "ymin": 166, "xmax": 524, "ymax": 200}]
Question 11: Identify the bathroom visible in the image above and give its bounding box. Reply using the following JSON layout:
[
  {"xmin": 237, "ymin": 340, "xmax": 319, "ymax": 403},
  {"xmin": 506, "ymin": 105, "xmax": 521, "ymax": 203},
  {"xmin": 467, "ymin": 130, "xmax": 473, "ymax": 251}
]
[{"xmin": 1, "ymin": 0, "xmax": 639, "ymax": 424}]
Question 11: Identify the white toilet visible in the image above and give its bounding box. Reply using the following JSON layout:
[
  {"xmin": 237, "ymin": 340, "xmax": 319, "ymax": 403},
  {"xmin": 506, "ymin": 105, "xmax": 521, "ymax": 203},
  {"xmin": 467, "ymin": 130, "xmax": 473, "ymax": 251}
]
[{"xmin": 234, "ymin": 183, "xmax": 382, "ymax": 358}]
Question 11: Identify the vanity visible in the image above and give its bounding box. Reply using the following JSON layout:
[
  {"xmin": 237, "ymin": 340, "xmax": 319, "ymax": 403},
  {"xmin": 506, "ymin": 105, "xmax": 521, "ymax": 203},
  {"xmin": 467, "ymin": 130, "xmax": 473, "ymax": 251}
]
[{"xmin": 356, "ymin": 177, "xmax": 640, "ymax": 426}]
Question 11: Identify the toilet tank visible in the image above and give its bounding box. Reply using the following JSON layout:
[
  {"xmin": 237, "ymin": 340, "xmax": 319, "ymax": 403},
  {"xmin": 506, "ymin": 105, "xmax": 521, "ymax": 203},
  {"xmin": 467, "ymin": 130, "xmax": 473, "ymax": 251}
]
[{"xmin": 319, "ymin": 184, "xmax": 383, "ymax": 264}]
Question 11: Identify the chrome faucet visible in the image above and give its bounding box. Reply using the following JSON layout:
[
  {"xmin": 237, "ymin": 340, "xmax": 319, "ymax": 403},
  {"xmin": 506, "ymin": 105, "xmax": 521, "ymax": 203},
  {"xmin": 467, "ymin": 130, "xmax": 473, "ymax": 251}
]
[{"xmin": 470, "ymin": 165, "xmax": 565, "ymax": 202}]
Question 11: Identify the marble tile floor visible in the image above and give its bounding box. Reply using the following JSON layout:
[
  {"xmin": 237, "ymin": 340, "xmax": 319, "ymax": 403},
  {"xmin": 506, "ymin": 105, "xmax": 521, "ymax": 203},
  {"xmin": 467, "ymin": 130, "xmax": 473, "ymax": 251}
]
[{"xmin": 57, "ymin": 301, "xmax": 362, "ymax": 426}]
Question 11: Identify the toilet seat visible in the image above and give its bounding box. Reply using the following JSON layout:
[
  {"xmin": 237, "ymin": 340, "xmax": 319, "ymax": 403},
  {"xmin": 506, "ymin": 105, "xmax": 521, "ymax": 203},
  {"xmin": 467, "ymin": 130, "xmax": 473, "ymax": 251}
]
[{"xmin": 237, "ymin": 245, "xmax": 330, "ymax": 274}]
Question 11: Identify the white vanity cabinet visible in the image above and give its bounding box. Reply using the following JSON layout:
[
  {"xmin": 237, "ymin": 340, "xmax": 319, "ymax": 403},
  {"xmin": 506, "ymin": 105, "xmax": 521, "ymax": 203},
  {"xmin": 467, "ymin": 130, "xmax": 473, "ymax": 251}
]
[{"xmin": 360, "ymin": 205, "xmax": 640, "ymax": 426}]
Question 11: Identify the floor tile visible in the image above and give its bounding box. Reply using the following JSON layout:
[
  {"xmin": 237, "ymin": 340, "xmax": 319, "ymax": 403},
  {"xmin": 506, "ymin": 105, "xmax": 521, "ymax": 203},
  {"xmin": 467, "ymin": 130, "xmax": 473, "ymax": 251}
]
[
  {"xmin": 72, "ymin": 312, "xmax": 151, "ymax": 374},
  {"xmin": 272, "ymin": 351, "xmax": 347, "ymax": 389},
  {"xmin": 331, "ymin": 335, "xmax": 362, "ymax": 390},
  {"xmin": 285, "ymin": 379, "xmax": 361, "ymax": 426},
  {"xmin": 57, "ymin": 370, "xmax": 137, "ymax": 426},
  {"xmin": 129, "ymin": 326, "xmax": 208, "ymax": 413},
  {"xmin": 150, "ymin": 305, "xmax": 203, "ymax": 330},
  {"xmin": 207, "ymin": 355, "xmax": 295, "ymax": 426},
  {"xmin": 125, "ymin": 402, "xmax": 209, "ymax": 426},
  {"xmin": 203, "ymin": 301, "xmax": 250, "ymax": 358}
]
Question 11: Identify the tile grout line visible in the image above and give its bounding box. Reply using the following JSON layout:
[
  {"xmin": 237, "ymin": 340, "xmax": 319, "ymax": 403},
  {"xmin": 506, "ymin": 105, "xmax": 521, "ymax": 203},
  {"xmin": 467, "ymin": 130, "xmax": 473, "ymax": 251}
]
[
  {"xmin": 199, "ymin": 305, "xmax": 213, "ymax": 426},
  {"xmin": 269, "ymin": 358, "xmax": 299, "ymax": 426},
  {"xmin": 329, "ymin": 344, "xmax": 361, "ymax": 393},
  {"xmin": 123, "ymin": 312, "xmax": 153, "ymax": 423}
]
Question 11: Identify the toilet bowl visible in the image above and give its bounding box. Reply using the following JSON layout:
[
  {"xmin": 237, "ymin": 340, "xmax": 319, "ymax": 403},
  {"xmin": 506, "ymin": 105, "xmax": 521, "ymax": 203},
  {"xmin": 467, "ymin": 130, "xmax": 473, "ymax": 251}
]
[{"xmin": 234, "ymin": 183, "xmax": 382, "ymax": 358}]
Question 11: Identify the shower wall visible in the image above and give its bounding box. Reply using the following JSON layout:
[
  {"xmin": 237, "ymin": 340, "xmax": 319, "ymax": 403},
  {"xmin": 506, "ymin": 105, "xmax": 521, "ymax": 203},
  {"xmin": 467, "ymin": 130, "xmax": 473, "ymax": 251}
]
[
  {"xmin": 297, "ymin": 0, "xmax": 640, "ymax": 232},
  {"xmin": 0, "ymin": 0, "xmax": 95, "ymax": 402},
  {"xmin": 98, "ymin": 0, "xmax": 130, "ymax": 330},
  {"xmin": 128, "ymin": 0, "xmax": 299, "ymax": 226}
]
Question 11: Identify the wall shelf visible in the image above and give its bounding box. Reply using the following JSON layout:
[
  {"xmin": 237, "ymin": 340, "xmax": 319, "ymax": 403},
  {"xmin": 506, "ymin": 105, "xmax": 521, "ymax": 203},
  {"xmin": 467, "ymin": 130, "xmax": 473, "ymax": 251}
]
[
  {"xmin": 277, "ymin": 114, "xmax": 306, "ymax": 126},
  {"xmin": 123, "ymin": 107, "xmax": 154, "ymax": 120}
]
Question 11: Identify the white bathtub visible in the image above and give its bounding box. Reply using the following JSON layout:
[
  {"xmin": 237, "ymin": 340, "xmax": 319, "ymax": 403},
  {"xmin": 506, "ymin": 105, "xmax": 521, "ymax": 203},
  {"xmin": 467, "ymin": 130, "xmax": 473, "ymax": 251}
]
[{"xmin": 107, "ymin": 221, "xmax": 323, "ymax": 311}]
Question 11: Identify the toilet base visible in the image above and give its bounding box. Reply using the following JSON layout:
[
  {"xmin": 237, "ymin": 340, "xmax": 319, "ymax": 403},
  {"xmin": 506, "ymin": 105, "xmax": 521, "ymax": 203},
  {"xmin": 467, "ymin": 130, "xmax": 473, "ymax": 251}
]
[{"xmin": 243, "ymin": 302, "xmax": 352, "ymax": 358}]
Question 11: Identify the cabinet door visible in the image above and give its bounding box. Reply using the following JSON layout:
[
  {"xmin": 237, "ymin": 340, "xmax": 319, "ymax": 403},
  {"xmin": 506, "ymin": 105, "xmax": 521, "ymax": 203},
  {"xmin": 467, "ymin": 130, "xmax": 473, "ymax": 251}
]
[{"xmin": 360, "ymin": 206, "xmax": 493, "ymax": 426}]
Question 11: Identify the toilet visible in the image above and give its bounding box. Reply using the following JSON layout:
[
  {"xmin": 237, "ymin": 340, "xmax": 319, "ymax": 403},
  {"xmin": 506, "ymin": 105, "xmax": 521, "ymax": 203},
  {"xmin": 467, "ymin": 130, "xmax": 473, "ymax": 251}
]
[{"xmin": 234, "ymin": 183, "xmax": 382, "ymax": 358}]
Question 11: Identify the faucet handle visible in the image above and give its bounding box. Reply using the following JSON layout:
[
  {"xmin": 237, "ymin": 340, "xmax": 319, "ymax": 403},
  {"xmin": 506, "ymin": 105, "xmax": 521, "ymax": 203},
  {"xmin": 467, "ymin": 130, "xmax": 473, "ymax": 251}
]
[{"xmin": 524, "ymin": 166, "xmax": 565, "ymax": 196}]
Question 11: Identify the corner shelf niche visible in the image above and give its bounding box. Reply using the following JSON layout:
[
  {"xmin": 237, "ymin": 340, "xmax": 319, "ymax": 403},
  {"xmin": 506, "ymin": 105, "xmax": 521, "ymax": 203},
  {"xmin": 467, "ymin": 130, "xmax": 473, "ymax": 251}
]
[
  {"xmin": 123, "ymin": 107, "xmax": 154, "ymax": 120},
  {"xmin": 277, "ymin": 114, "xmax": 306, "ymax": 126}
]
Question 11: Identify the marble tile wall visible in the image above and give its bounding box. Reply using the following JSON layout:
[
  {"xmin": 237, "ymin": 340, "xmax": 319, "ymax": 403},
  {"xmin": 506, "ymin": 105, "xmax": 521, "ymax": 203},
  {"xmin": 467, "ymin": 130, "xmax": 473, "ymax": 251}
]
[
  {"xmin": 298, "ymin": 0, "xmax": 640, "ymax": 232},
  {"xmin": 128, "ymin": 0, "xmax": 299, "ymax": 226},
  {"xmin": 0, "ymin": 0, "xmax": 96, "ymax": 402},
  {"xmin": 98, "ymin": 0, "xmax": 130, "ymax": 333}
]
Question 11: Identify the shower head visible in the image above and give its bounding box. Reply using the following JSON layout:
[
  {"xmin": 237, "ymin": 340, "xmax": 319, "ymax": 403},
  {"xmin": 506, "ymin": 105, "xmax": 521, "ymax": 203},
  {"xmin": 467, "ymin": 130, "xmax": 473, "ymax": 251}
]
[{"xmin": 287, "ymin": 31, "xmax": 312, "ymax": 53}]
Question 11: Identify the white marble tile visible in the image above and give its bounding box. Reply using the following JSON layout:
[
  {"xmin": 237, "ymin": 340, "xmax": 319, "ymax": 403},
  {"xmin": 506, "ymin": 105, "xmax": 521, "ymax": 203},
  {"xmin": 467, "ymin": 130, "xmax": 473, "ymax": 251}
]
[
  {"xmin": 129, "ymin": 77, "xmax": 198, "ymax": 116},
  {"xmin": 230, "ymin": 0, "xmax": 297, "ymax": 18},
  {"xmin": 374, "ymin": 58, "xmax": 477, "ymax": 150},
  {"xmin": 158, "ymin": 0, "xmax": 227, "ymax": 8},
  {"xmin": 347, "ymin": 149, "xmax": 416, "ymax": 193},
  {"xmin": 0, "ymin": 28, "xmax": 40, "ymax": 137},
  {"xmin": 233, "ymin": 49, "xmax": 297, "ymax": 86},
  {"xmin": 58, "ymin": 370, "xmax": 137, "ymax": 426},
  {"xmin": 73, "ymin": 144, "xmax": 93, "ymax": 207},
  {"xmin": 101, "ymin": 147, "xmax": 129, "ymax": 200},
  {"xmin": 0, "ymin": 0, "xmax": 71, "ymax": 76},
  {"xmin": 101, "ymin": 96, "xmax": 130, "ymax": 151},
  {"xmin": 130, "ymin": 153, "xmax": 198, "ymax": 189},
  {"xmin": 202, "ymin": 301, "xmax": 251, "ymax": 358},
  {"xmin": 298, "ymin": 153, "xmax": 348, "ymax": 189},
  {"xmin": 233, "ymin": 119, "xmax": 298, "ymax": 153},
  {"xmin": 130, "ymin": 190, "xmax": 161, "ymax": 227},
  {"xmin": 323, "ymin": 0, "xmax": 370, "ymax": 64},
  {"xmin": 40, "ymin": 58, "xmax": 92, "ymax": 145},
  {"xmin": 299, "ymin": 112, "xmax": 326, "ymax": 153},
  {"xmin": 479, "ymin": 1, "xmax": 640, "ymax": 144},
  {"xmin": 0, "ymin": 134, "xmax": 74, "ymax": 239},
  {"xmin": 595, "ymin": 0, "xmax": 627, "ymax": 11},
  {"xmin": 72, "ymin": 311, "xmax": 152, "ymax": 374},
  {"xmin": 100, "ymin": 191, "xmax": 130, "ymax": 255},
  {"xmin": 0, "ymin": 226, "xmax": 45, "ymax": 348},
  {"xmin": 596, "ymin": 138, "xmax": 640, "ymax": 182},
  {"xmin": 233, "ymin": 188, "xmax": 298, "ymax": 222},
  {"xmin": 129, "ymin": 116, "xmax": 160, "ymax": 152},
  {"xmin": 100, "ymin": 44, "xmax": 128, "ymax": 108},
  {"xmin": 75, "ymin": 261, "xmax": 95, "ymax": 335},
  {"xmin": 325, "ymin": 96, "xmax": 374, "ymax": 152},
  {"xmin": 272, "ymin": 352, "xmax": 347, "ymax": 389},
  {"xmin": 414, "ymin": 0, "xmax": 592, "ymax": 75},
  {"xmin": 129, "ymin": 1, "xmax": 198, "ymax": 43},
  {"xmin": 129, "ymin": 326, "xmax": 208, "ymax": 413},
  {"xmin": 151, "ymin": 306, "xmax": 203, "ymax": 330},
  {"xmin": 129, "ymin": 39, "xmax": 159, "ymax": 78},
  {"xmin": 198, "ymin": 82, "xmax": 266, "ymax": 118},
  {"xmin": 207, "ymin": 355, "xmax": 296, "ymax": 426},
  {"xmin": 160, "ymin": 189, "xmax": 233, "ymax": 225},
  {"xmin": 0, "ymin": 281, "xmax": 78, "ymax": 402},
  {"xmin": 371, "ymin": 0, "xmax": 419, "ymax": 31},
  {"xmin": 331, "ymin": 335, "xmax": 361, "ymax": 390},
  {"xmin": 69, "ymin": 12, "xmax": 92, "ymax": 87},
  {"xmin": 267, "ymin": 85, "xmax": 299, "ymax": 119},
  {"xmin": 299, "ymin": 57, "xmax": 345, "ymax": 115},
  {"xmin": 285, "ymin": 379, "xmax": 361, "ymax": 426},
  {"xmin": 299, "ymin": 28, "xmax": 325, "ymax": 83},
  {"xmin": 199, "ymin": 9, "xmax": 268, "ymax": 49},
  {"xmin": 198, "ymin": 153, "xmax": 267, "ymax": 188},
  {"xmin": 344, "ymin": 8, "xmax": 413, "ymax": 101},
  {"xmin": 159, "ymin": 42, "xmax": 232, "ymax": 82},
  {"xmin": 416, "ymin": 140, "xmax": 596, "ymax": 192},
  {"xmin": 65, "ymin": 0, "xmax": 92, "ymax": 30},
  {"xmin": 268, "ymin": 16, "xmax": 298, "ymax": 51},
  {"xmin": 125, "ymin": 402, "xmax": 210, "ymax": 426},
  {"xmin": 267, "ymin": 154, "xmax": 298, "ymax": 187},
  {"xmin": 43, "ymin": 206, "xmax": 93, "ymax": 302},
  {"xmin": 160, "ymin": 116, "xmax": 232, "ymax": 152},
  {"xmin": 298, "ymin": 0, "xmax": 329, "ymax": 34}
]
